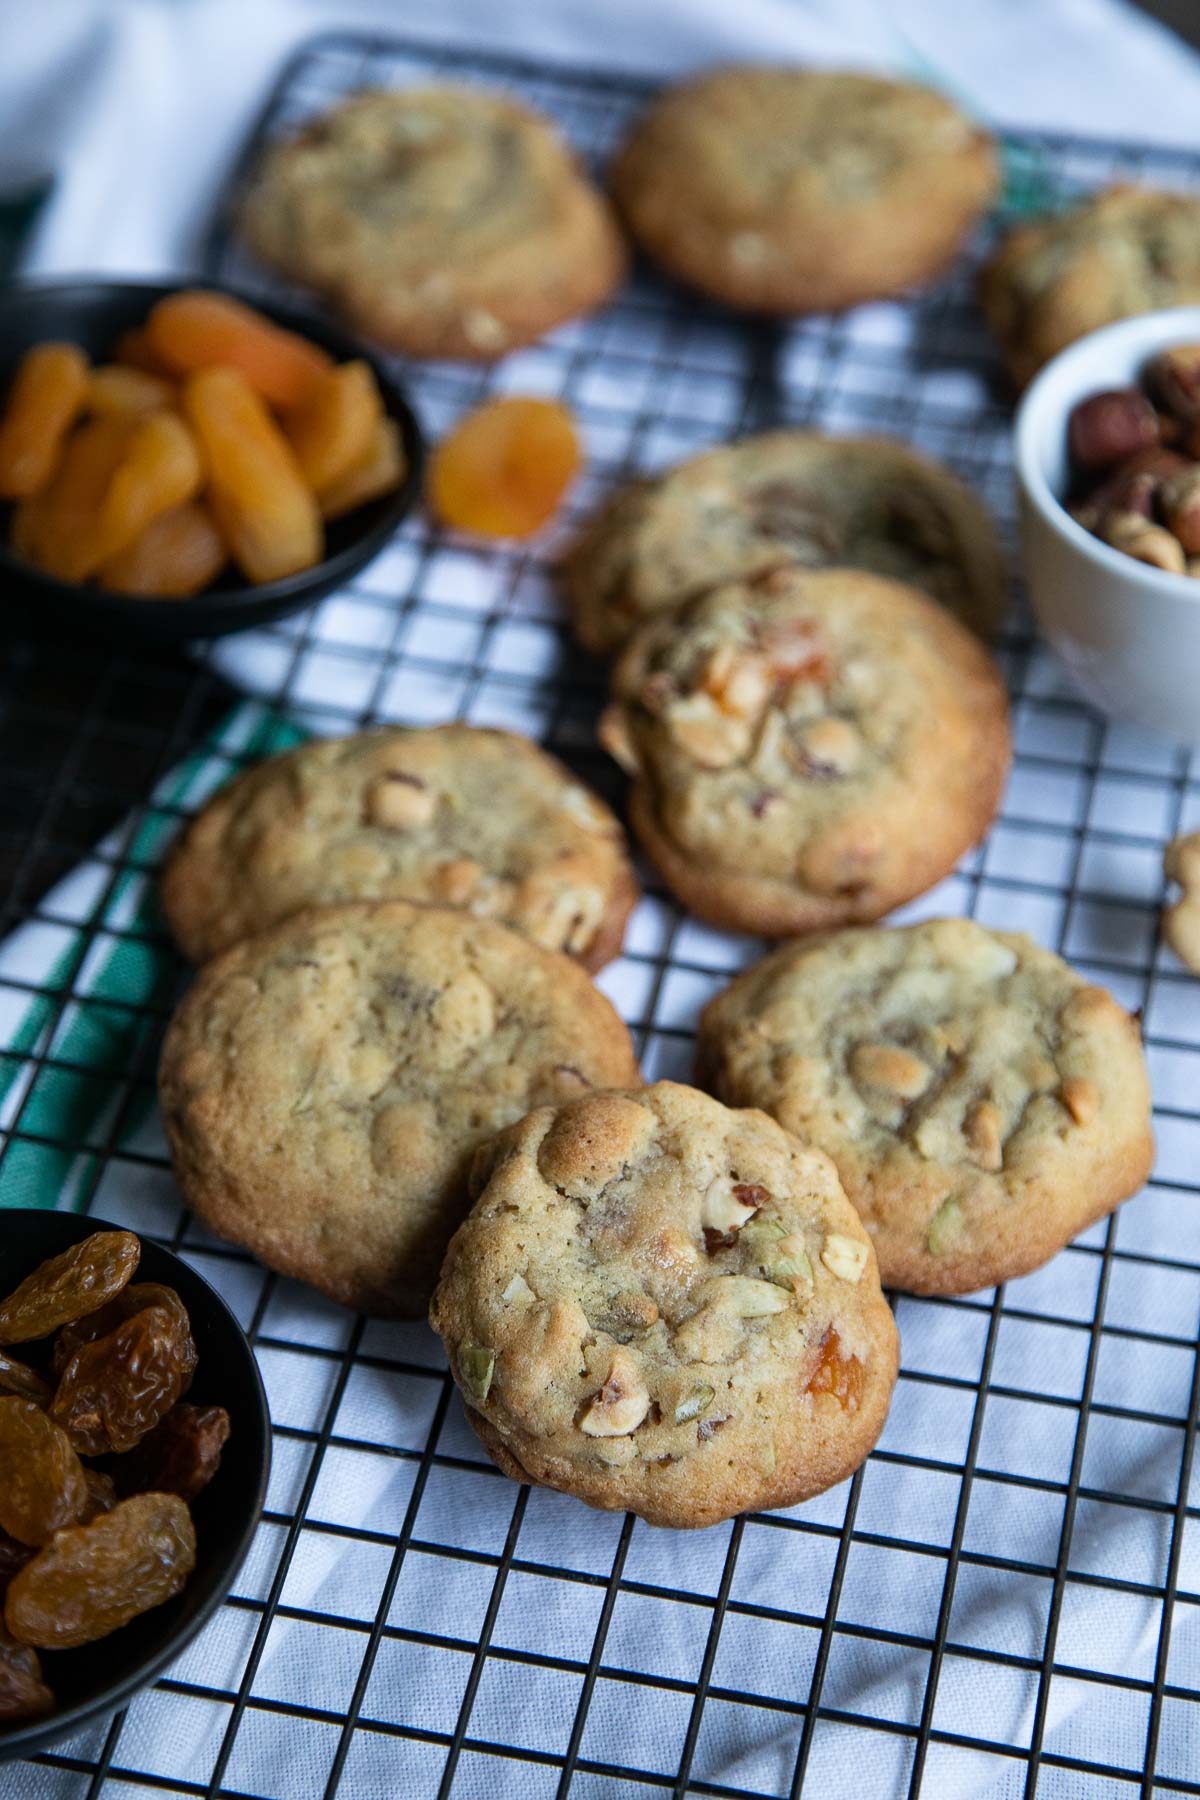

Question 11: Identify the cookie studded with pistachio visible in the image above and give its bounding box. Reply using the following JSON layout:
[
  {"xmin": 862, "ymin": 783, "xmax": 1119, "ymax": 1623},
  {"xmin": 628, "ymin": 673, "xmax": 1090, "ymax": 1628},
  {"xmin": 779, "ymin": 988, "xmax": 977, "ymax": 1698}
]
[
  {"xmin": 161, "ymin": 725, "xmax": 637, "ymax": 970},
  {"xmin": 158, "ymin": 901, "xmax": 640, "ymax": 1317},
  {"xmin": 696, "ymin": 919, "xmax": 1154, "ymax": 1296},
  {"xmin": 600, "ymin": 566, "xmax": 1010, "ymax": 938},
  {"xmin": 430, "ymin": 1082, "xmax": 898, "ymax": 1528},
  {"xmin": 239, "ymin": 86, "xmax": 627, "ymax": 360},
  {"xmin": 610, "ymin": 67, "xmax": 996, "ymax": 317},
  {"xmin": 563, "ymin": 430, "xmax": 1007, "ymax": 657}
]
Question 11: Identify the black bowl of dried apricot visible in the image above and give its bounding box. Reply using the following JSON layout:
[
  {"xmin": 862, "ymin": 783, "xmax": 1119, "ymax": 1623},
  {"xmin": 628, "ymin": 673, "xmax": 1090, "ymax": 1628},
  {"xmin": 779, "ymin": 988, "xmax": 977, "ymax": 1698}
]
[
  {"xmin": 0, "ymin": 278, "xmax": 424, "ymax": 641},
  {"xmin": 0, "ymin": 1211, "xmax": 271, "ymax": 1759}
]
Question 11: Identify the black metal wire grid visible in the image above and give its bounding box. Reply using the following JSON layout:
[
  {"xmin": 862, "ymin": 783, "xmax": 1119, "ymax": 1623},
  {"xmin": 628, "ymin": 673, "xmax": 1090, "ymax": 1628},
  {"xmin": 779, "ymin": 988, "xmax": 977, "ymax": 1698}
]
[{"xmin": 3, "ymin": 27, "xmax": 1200, "ymax": 1800}]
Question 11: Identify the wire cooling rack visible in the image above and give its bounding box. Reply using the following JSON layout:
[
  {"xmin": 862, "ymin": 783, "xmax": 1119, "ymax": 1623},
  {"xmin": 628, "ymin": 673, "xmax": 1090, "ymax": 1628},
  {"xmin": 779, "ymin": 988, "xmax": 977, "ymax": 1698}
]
[{"xmin": 5, "ymin": 27, "xmax": 1200, "ymax": 1800}]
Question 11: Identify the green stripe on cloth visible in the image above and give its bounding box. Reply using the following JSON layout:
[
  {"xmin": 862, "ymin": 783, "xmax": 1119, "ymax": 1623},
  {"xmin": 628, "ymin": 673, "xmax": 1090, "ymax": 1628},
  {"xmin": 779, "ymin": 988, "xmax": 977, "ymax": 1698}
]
[{"xmin": 1, "ymin": 702, "xmax": 307, "ymax": 1211}]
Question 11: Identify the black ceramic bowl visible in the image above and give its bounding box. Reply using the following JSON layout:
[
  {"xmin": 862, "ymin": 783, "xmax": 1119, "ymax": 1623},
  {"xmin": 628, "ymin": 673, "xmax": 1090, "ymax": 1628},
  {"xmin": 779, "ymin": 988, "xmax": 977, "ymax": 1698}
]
[
  {"xmin": 0, "ymin": 1209, "xmax": 271, "ymax": 1761},
  {"xmin": 0, "ymin": 278, "xmax": 424, "ymax": 641}
]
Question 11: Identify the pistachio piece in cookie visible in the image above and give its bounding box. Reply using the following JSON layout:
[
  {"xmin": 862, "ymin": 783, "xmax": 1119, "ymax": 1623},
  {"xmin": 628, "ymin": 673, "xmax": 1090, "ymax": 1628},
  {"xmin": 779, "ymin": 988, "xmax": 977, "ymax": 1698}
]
[
  {"xmin": 161, "ymin": 723, "xmax": 637, "ymax": 971},
  {"xmin": 697, "ymin": 918, "xmax": 1154, "ymax": 1296},
  {"xmin": 430, "ymin": 1082, "xmax": 898, "ymax": 1529},
  {"xmin": 600, "ymin": 568, "xmax": 1010, "ymax": 938}
]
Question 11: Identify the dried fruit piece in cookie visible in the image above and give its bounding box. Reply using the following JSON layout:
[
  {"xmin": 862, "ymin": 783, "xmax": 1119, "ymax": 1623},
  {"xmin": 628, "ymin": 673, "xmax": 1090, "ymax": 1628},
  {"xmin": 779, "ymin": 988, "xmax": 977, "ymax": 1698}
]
[
  {"xmin": 696, "ymin": 918, "xmax": 1154, "ymax": 1295},
  {"xmin": 158, "ymin": 900, "xmax": 641, "ymax": 1316},
  {"xmin": 611, "ymin": 68, "xmax": 996, "ymax": 316},
  {"xmin": 980, "ymin": 186, "xmax": 1200, "ymax": 387},
  {"xmin": 430, "ymin": 1082, "xmax": 897, "ymax": 1528},
  {"xmin": 563, "ymin": 430, "xmax": 1007, "ymax": 653},
  {"xmin": 160, "ymin": 723, "xmax": 637, "ymax": 970},
  {"xmin": 600, "ymin": 566, "xmax": 1010, "ymax": 937},
  {"xmin": 238, "ymin": 86, "xmax": 627, "ymax": 360}
]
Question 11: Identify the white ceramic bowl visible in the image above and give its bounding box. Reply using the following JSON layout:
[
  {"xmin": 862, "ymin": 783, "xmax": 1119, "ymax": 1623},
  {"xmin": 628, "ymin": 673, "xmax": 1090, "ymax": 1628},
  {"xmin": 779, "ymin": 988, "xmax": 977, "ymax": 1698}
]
[{"xmin": 1014, "ymin": 305, "xmax": 1200, "ymax": 742}]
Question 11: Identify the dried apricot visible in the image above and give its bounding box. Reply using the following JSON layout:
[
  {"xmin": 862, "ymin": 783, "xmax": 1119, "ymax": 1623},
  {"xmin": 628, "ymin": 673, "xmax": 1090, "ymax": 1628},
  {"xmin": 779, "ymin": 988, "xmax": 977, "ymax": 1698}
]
[
  {"xmin": 284, "ymin": 359, "xmax": 382, "ymax": 494},
  {"xmin": 0, "ymin": 343, "xmax": 89, "ymax": 498},
  {"xmin": 114, "ymin": 328, "xmax": 173, "ymax": 378},
  {"xmin": 803, "ymin": 1328, "xmax": 864, "ymax": 1411},
  {"xmin": 0, "ymin": 1399, "xmax": 89, "ymax": 1546},
  {"xmin": 319, "ymin": 416, "xmax": 406, "ymax": 520},
  {"xmin": 0, "ymin": 1349, "xmax": 51, "ymax": 1407},
  {"xmin": 183, "ymin": 366, "xmax": 323, "ymax": 582},
  {"xmin": 52, "ymin": 1280, "xmax": 191, "ymax": 1376},
  {"xmin": 86, "ymin": 364, "xmax": 175, "ymax": 418},
  {"xmin": 9, "ymin": 417, "xmax": 135, "ymax": 583},
  {"xmin": 0, "ymin": 1624, "xmax": 53, "ymax": 1721},
  {"xmin": 0, "ymin": 1230, "xmax": 140, "ymax": 1346},
  {"xmin": 427, "ymin": 396, "xmax": 579, "ymax": 539},
  {"xmin": 114, "ymin": 1402, "xmax": 230, "ymax": 1502},
  {"xmin": 147, "ymin": 289, "xmax": 331, "ymax": 409},
  {"xmin": 87, "ymin": 410, "xmax": 203, "ymax": 568},
  {"xmin": 99, "ymin": 499, "xmax": 225, "ymax": 598},
  {"xmin": 5, "ymin": 1492, "xmax": 196, "ymax": 1649},
  {"xmin": 50, "ymin": 1303, "xmax": 197, "ymax": 1456}
]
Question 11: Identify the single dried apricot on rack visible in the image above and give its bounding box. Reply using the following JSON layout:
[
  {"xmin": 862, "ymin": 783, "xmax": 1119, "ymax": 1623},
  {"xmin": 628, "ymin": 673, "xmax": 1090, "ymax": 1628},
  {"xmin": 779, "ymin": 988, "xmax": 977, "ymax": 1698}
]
[
  {"xmin": 5, "ymin": 1492, "xmax": 196, "ymax": 1649},
  {"xmin": 0, "ymin": 1230, "xmax": 140, "ymax": 1346},
  {"xmin": 99, "ymin": 499, "xmax": 226, "ymax": 597},
  {"xmin": 0, "ymin": 343, "xmax": 89, "ymax": 498},
  {"xmin": 319, "ymin": 416, "xmax": 406, "ymax": 520},
  {"xmin": 86, "ymin": 364, "xmax": 175, "ymax": 418},
  {"xmin": 427, "ymin": 396, "xmax": 580, "ymax": 539},
  {"xmin": 284, "ymin": 358, "xmax": 383, "ymax": 494},
  {"xmin": 147, "ymin": 289, "xmax": 332, "ymax": 409},
  {"xmin": 89, "ymin": 411, "xmax": 204, "ymax": 568},
  {"xmin": 0, "ymin": 1624, "xmax": 53, "ymax": 1721},
  {"xmin": 0, "ymin": 1399, "xmax": 90, "ymax": 1546},
  {"xmin": 50, "ymin": 1302, "xmax": 198, "ymax": 1456},
  {"xmin": 9, "ymin": 417, "xmax": 135, "ymax": 582},
  {"xmin": 183, "ymin": 366, "xmax": 323, "ymax": 582},
  {"xmin": 803, "ymin": 1328, "xmax": 864, "ymax": 1411}
]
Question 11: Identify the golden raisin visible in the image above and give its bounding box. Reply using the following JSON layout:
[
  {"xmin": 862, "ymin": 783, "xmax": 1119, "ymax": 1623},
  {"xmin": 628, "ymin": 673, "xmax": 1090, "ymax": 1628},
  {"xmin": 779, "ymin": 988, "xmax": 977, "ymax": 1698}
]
[
  {"xmin": 114, "ymin": 1402, "xmax": 231, "ymax": 1503},
  {"xmin": 427, "ymin": 396, "xmax": 580, "ymax": 539},
  {"xmin": 52, "ymin": 1280, "xmax": 191, "ymax": 1376},
  {"xmin": 0, "ymin": 1230, "xmax": 140, "ymax": 1346},
  {"xmin": 0, "ymin": 1624, "xmax": 53, "ymax": 1720},
  {"xmin": 803, "ymin": 1328, "xmax": 864, "ymax": 1411},
  {"xmin": 0, "ymin": 1399, "xmax": 90, "ymax": 1546},
  {"xmin": 50, "ymin": 1303, "xmax": 197, "ymax": 1457}
]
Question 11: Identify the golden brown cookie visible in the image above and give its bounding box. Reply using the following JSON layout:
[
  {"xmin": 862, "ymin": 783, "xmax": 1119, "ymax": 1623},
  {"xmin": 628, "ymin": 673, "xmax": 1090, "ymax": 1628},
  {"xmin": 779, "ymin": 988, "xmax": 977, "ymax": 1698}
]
[
  {"xmin": 980, "ymin": 185, "xmax": 1200, "ymax": 387},
  {"xmin": 158, "ymin": 901, "xmax": 641, "ymax": 1316},
  {"xmin": 611, "ymin": 66, "xmax": 997, "ymax": 314},
  {"xmin": 239, "ymin": 86, "xmax": 628, "ymax": 359},
  {"xmin": 600, "ymin": 566, "xmax": 1010, "ymax": 937},
  {"xmin": 430, "ymin": 1082, "xmax": 898, "ymax": 1527},
  {"xmin": 161, "ymin": 725, "xmax": 637, "ymax": 970},
  {"xmin": 563, "ymin": 431, "xmax": 1008, "ymax": 655},
  {"xmin": 697, "ymin": 919, "xmax": 1154, "ymax": 1295}
]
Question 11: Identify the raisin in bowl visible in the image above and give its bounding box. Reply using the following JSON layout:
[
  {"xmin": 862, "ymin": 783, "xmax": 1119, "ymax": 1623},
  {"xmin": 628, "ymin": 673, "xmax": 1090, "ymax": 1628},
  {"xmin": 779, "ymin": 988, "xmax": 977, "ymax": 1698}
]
[
  {"xmin": 1014, "ymin": 304, "xmax": 1200, "ymax": 743},
  {"xmin": 0, "ymin": 1210, "xmax": 270, "ymax": 1761}
]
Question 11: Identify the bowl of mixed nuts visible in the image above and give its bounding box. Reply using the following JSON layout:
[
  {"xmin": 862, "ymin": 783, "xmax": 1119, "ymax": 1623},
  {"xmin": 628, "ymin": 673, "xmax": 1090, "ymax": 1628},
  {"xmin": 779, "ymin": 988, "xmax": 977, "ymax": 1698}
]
[
  {"xmin": 0, "ymin": 1211, "xmax": 270, "ymax": 1760},
  {"xmin": 1014, "ymin": 305, "xmax": 1200, "ymax": 741}
]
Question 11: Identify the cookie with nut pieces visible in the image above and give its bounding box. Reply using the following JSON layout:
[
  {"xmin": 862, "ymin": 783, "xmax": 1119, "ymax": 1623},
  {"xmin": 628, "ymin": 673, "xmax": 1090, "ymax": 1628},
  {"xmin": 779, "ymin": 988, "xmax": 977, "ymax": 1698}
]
[
  {"xmin": 610, "ymin": 66, "xmax": 996, "ymax": 316},
  {"xmin": 564, "ymin": 430, "xmax": 1007, "ymax": 656},
  {"xmin": 161, "ymin": 724, "xmax": 637, "ymax": 970},
  {"xmin": 980, "ymin": 185, "xmax": 1200, "ymax": 386},
  {"xmin": 239, "ymin": 86, "xmax": 627, "ymax": 359},
  {"xmin": 600, "ymin": 565, "xmax": 1010, "ymax": 937},
  {"xmin": 430, "ymin": 1081, "xmax": 898, "ymax": 1528},
  {"xmin": 158, "ymin": 901, "xmax": 641, "ymax": 1316},
  {"xmin": 696, "ymin": 918, "xmax": 1154, "ymax": 1296}
]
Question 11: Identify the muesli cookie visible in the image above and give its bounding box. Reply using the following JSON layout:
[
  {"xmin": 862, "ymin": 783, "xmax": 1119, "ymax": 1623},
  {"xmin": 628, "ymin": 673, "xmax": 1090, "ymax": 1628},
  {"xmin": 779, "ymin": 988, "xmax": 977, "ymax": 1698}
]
[
  {"xmin": 563, "ymin": 431, "xmax": 1007, "ymax": 655},
  {"xmin": 697, "ymin": 918, "xmax": 1154, "ymax": 1295},
  {"xmin": 430, "ymin": 1082, "xmax": 898, "ymax": 1528},
  {"xmin": 240, "ymin": 86, "xmax": 627, "ymax": 359},
  {"xmin": 600, "ymin": 566, "xmax": 1010, "ymax": 936},
  {"xmin": 611, "ymin": 66, "xmax": 997, "ymax": 314},
  {"xmin": 980, "ymin": 185, "xmax": 1200, "ymax": 386},
  {"xmin": 161, "ymin": 725, "xmax": 637, "ymax": 969},
  {"xmin": 158, "ymin": 901, "xmax": 641, "ymax": 1316}
]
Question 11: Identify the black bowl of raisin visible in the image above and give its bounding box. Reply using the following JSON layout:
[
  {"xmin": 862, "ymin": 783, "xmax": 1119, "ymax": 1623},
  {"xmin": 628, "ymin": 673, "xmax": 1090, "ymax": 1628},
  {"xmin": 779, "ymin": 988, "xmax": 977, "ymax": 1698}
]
[{"xmin": 0, "ymin": 1210, "xmax": 270, "ymax": 1760}]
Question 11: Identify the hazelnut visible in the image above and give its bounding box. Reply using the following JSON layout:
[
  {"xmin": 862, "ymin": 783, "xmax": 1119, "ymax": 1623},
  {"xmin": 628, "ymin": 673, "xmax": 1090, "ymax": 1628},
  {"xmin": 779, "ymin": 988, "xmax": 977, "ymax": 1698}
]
[
  {"xmin": 1072, "ymin": 446, "xmax": 1190, "ymax": 531},
  {"xmin": 1161, "ymin": 467, "xmax": 1200, "ymax": 555},
  {"xmin": 1097, "ymin": 510, "xmax": 1187, "ymax": 574},
  {"xmin": 579, "ymin": 1347, "xmax": 650, "ymax": 1436},
  {"xmin": 366, "ymin": 770, "xmax": 435, "ymax": 829},
  {"xmin": 820, "ymin": 1233, "xmax": 869, "ymax": 1284},
  {"xmin": 1146, "ymin": 343, "xmax": 1200, "ymax": 422},
  {"xmin": 1067, "ymin": 387, "xmax": 1159, "ymax": 469}
]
